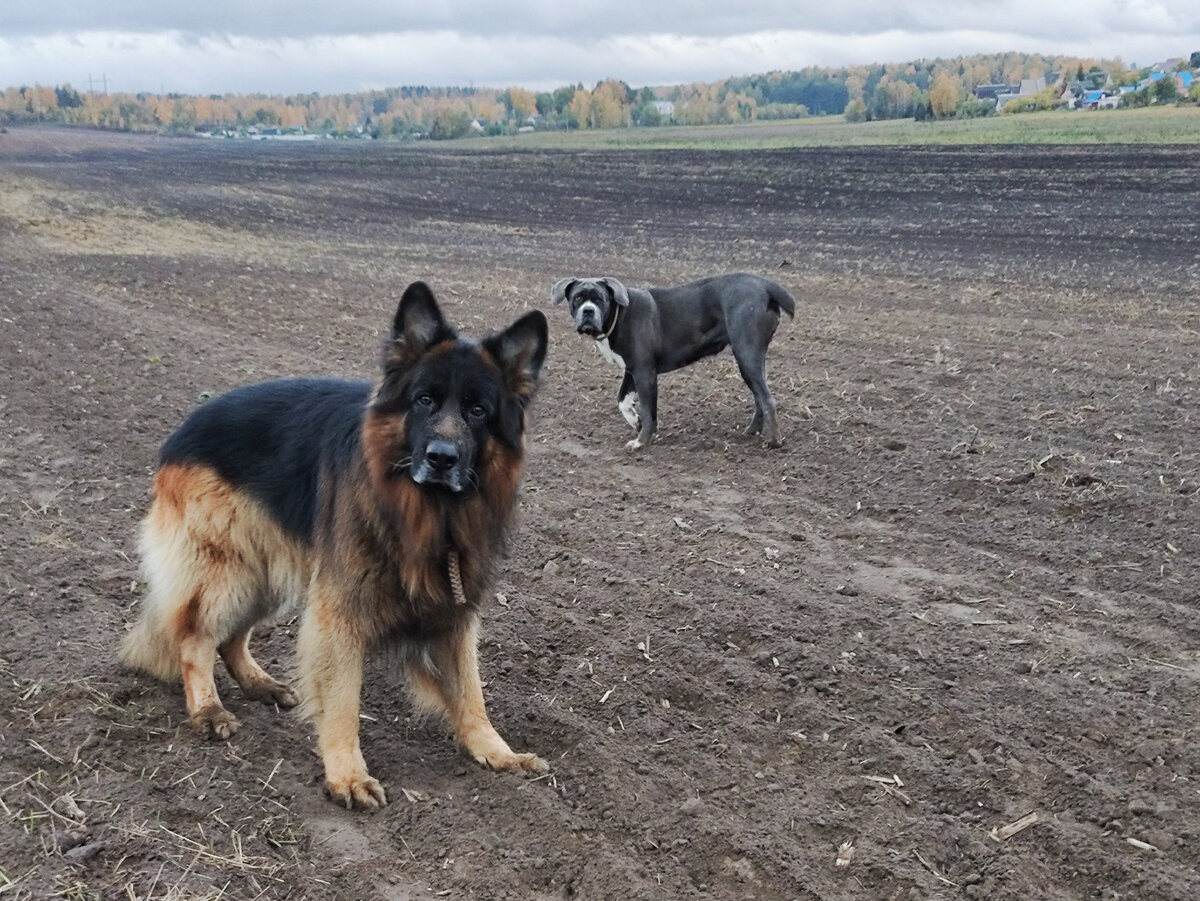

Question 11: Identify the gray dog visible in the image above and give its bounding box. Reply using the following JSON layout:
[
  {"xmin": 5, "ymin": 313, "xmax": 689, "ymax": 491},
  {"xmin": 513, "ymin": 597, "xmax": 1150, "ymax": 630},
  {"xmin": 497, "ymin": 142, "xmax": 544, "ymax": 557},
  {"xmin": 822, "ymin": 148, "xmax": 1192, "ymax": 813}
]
[{"xmin": 552, "ymin": 273, "xmax": 795, "ymax": 449}]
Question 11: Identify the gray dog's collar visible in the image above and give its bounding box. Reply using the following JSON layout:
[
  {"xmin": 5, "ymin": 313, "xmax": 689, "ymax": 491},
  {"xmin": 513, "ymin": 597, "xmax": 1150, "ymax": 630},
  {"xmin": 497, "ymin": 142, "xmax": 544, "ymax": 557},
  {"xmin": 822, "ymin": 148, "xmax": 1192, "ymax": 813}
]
[{"xmin": 597, "ymin": 302, "xmax": 621, "ymax": 340}]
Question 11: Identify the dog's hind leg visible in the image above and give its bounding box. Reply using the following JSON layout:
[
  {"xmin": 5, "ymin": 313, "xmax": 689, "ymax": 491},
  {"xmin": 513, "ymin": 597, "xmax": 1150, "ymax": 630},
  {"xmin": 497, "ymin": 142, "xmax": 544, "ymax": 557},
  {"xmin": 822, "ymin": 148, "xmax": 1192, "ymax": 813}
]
[
  {"xmin": 732, "ymin": 346, "xmax": 782, "ymax": 448},
  {"xmin": 121, "ymin": 465, "xmax": 280, "ymax": 740},
  {"xmin": 737, "ymin": 358, "xmax": 778, "ymax": 443},
  {"xmin": 171, "ymin": 549, "xmax": 267, "ymax": 740},
  {"xmin": 744, "ymin": 383, "xmax": 766, "ymax": 437},
  {"xmin": 178, "ymin": 616, "xmax": 240, "ymax": 740},
  {"xmin": 220, "ymin": 628, "xmax": 298, "ymax": 708},
  {"xmin": 406, "ymin": 617, "xmax": 548, "ymax": 775}
]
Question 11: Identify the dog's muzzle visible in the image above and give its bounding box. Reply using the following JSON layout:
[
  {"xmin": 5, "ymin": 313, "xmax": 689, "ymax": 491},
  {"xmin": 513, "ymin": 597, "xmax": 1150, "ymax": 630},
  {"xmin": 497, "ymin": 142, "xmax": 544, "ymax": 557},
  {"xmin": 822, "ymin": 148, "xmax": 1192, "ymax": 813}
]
[
  {"xmin": 411, "ymin": 440, "xmax": 472, "ymax": 493},
  {"xmin": 574, "ymin": 302, "xmax": 603, "ymax": 337}
]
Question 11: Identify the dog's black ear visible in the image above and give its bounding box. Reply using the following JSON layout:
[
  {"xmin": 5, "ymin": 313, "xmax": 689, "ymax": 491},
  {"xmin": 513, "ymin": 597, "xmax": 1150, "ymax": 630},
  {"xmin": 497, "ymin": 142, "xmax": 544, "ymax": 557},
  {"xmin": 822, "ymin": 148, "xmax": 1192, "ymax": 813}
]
[
  {"xmin": 550, "ymin": 278, "xmax": 577, "ymax": 305},
  {"xmin": 599, "ymin": 277, "xmax": 631, "ymax": 308},
  {"xmin": 484, "ymin": 310, "xmax": 548, "ymax": 405},
  {"xmin": 484, "ymin": 310, "xmax": 548, "ymax": 447},
  {"xmin": 384, "ymin": 281, "xmax": 456, "ymax": 374}
]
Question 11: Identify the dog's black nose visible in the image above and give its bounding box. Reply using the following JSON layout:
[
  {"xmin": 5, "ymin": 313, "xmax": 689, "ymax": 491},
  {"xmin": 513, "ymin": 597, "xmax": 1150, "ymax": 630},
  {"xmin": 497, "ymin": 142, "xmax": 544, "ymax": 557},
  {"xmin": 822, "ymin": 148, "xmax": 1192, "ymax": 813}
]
[{"xmin": 424, "ymin": 440, "xmax": 459, "ymax": 472}]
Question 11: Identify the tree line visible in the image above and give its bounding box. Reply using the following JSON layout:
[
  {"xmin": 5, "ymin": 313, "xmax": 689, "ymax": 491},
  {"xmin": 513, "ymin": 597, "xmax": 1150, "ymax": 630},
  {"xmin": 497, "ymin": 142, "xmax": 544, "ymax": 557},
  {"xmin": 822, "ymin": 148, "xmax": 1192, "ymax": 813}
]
[{"xmin": 2, "ymin": 50, "xmax": 1197, "ymax": 139}]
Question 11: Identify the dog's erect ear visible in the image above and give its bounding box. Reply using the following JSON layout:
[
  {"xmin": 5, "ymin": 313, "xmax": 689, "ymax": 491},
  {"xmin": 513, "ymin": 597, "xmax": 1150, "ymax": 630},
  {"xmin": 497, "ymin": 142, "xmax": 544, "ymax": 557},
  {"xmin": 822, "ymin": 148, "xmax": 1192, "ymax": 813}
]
[
  {"xmin": 484, "ymin": 310, "xmax": 548, "ymax": 405},
  {"xmin": 384, "ymin": 281, "xmax": 456, "ymax": 374},
  {"xmin": 598, "ymin": 277, "xmax": 631, "ymax": 308},
  {"xmin": 393, "ymin": 281, "xmax": 451, "ymax": 348},
  {"xmin": 550, "ymin": 277, "xmax": 577, "ymax": 305},
  {"xmin": 484, "ymin": 310, "xmax": 549, "ymax": 447}
]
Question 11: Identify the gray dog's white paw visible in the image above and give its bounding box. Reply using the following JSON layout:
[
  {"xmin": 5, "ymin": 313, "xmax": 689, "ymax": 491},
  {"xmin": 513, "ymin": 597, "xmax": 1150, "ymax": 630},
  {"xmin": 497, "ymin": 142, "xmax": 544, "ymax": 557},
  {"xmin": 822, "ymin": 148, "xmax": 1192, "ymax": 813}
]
[{"xmin": 618, "ymin": 394, "xmax": 640, "ymax": 431}]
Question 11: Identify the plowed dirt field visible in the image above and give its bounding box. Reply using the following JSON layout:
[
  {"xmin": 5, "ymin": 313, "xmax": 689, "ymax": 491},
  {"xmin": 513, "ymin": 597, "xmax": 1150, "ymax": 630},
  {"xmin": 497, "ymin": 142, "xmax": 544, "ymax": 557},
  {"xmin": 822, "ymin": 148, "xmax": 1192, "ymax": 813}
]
[{"xmin": 2, "ymin": 127, "xmax": 1199, "ymax": 900}]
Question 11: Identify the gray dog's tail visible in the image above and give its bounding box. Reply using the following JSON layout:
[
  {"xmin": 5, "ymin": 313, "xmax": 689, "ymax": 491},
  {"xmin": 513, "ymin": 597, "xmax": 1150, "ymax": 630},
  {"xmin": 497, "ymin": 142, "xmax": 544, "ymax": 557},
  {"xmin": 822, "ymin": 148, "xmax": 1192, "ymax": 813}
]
[{"xmin": 768, "ymin": 281, "xmax": 796, "ymax": 319}]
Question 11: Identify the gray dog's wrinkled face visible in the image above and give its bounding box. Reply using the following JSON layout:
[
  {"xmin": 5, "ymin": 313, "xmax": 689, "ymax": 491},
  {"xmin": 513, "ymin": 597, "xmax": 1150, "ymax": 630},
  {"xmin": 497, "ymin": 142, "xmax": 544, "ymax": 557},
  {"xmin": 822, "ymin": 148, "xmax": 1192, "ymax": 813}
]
[
  {"xmin": 552, "ymin": 277, "xmax": 630, "ymax": 339},
  {"xmin": 565, "ymin": 283, "xmax": 614, "ymax": 337}
]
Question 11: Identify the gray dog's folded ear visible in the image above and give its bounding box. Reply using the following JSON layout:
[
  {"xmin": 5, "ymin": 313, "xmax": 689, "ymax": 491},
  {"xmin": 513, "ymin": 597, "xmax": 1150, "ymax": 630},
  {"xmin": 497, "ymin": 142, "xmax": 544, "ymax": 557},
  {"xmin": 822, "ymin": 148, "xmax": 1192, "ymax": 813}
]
[
  {"xmin": 599, "ymin": 277, "xmax": 631, "ymax": 308},
  {"xmin": 551, "ymin": 277, "xmax": 577, "ymax": 304}
]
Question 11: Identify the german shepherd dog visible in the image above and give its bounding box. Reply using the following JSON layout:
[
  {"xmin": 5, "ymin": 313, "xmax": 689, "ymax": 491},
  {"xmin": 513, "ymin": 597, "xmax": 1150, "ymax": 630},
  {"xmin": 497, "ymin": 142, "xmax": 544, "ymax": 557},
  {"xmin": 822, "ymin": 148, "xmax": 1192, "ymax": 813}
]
[{"xmin": 119, "ymin": 281, "xmax": 549, "ymax": 809}]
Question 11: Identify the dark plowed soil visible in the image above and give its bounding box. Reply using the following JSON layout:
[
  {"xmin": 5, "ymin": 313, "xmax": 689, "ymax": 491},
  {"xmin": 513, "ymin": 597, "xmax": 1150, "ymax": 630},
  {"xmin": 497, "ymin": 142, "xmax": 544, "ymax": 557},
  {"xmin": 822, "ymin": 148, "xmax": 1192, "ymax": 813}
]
[{"xmin": 1, "ymin": 126, "xmax": 1198, "ymax": 900}]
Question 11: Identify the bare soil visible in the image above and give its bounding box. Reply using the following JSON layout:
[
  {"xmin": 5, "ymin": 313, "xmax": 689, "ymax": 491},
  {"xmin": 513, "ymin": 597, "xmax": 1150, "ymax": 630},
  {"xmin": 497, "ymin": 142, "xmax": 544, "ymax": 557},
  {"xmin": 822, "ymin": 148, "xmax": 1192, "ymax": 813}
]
[{"xmin": 1, "ymin": 126, "xmax": 1199, "ymax": 900}]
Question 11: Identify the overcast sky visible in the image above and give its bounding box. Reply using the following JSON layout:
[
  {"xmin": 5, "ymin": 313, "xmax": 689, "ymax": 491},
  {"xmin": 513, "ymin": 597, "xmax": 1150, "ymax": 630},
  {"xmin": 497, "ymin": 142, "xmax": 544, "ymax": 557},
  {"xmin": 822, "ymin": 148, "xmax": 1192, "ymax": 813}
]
[{"xmin": 2, "ymin": 2, "xmax": 1197, "ymax": 95}]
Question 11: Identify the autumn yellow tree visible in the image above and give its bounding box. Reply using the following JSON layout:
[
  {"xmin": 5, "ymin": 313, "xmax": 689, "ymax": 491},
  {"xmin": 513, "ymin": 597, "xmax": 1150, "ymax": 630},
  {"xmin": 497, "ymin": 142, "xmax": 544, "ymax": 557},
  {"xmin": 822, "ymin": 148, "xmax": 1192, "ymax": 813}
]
[
  {"xmin": 843, "ymin": 70, "xmax": 867, "ymax": 104},
  {"xmin": 964, "ymin": 63, "xmax": 993, "ymax": 91},
  {"xmin": 193, "ymin": 96, "xmax": 216, "ymax": 125},
  {"xmin": 716, "ymin": 90, "xmax": 756, "ymax": 123},
  {"xmin": 870, "ymin": 77, "xmax": 918, "ymax": 118},
  {"xmin": 929, "ymin": 72, "xmax": 962, "ymax": 118},
  {"xmin": 77, "ymin": 93, "xmax": 105, "ymax": 126},
  {"xmin": 505, "ymin": 86, "xmax": 537, "ymax": 120},
  {"xmin": 674, "ymin": 81, "xmax": 721, "ymax": 124},
  {"xmin": 149, "ymin": 96, "xmax": 175, "ymax": 125},
  {"xmin": 28, "ymin": 85, "xmax": 58, "ymax": 115},
  {"xmin": 569, "ymin": 87, "xmax": 592, "ymax": 126},
  {"xmin": 589, "ymin": 80, "xmax": 629, "ymax": 128},
  {"xmin": 429, "ymin": 100, "xmax": 473, "ymax": 139},
  {"xmin": 167, "ymin": 99, "xmax": 197, "ymax": 133},
  {"xmin": 1105, "ymin": 58, "xmax": 1135, "ymax": 87}
]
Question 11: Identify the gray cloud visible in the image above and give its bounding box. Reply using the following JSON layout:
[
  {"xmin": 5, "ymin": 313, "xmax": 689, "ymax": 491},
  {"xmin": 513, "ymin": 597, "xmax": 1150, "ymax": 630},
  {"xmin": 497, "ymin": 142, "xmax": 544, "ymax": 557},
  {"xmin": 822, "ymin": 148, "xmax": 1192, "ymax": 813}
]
[
  {"xmin": 1, "ymin": 2, "xmax": 1196, "ymax": 94},
  {"xmin": 3, "ymin": 1, "xmax": 1195, "ymax": 42}
]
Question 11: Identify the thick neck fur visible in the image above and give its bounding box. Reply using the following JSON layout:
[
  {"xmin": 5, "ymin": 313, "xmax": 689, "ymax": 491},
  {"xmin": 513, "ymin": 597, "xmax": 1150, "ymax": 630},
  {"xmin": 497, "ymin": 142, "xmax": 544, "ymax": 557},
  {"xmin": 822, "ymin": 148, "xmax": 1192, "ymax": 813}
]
[{"xmin": 357, "ymin": 409, "xmax": 524, "ymax": 622}]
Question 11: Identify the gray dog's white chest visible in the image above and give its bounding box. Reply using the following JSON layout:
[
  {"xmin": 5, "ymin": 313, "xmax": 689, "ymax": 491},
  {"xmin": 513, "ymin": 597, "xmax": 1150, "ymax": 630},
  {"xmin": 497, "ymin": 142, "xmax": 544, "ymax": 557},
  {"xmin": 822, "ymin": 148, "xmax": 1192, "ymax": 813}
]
[{"xmin": 594, "ymin": 338, "xmax": 626, "ymax": 371}]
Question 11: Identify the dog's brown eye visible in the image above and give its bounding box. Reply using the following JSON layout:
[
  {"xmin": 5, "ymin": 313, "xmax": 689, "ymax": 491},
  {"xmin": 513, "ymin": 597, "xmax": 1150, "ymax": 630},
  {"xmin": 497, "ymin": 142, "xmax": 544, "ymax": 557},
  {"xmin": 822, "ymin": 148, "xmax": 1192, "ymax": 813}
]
[
  {"xmin": 416, "ymin": 393, "xmax": 435, "ymax": 408},
  {"xmin": 469, "ymin": 404, "xmax": 487, "ymax": 419}
]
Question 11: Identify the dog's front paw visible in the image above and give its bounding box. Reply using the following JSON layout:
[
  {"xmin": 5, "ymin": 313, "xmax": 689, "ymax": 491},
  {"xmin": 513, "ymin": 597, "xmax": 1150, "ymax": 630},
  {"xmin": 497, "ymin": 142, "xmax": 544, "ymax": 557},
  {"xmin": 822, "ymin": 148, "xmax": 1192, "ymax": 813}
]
[
  {"xmin": 625, "ymin": 438, "xmax": 644, "ymax": 451},
  {"xmin": 512, "ymin": 752, "xmax": 550, "ymax": 774},
  {"xmin": 477, "ymin": 749, "xmax": 550, "ymax": 775},
  {"xmin": 617, "ymin": 395, "xmax": 641, "ymax": 431},
  {"xmin": 324, "ymin": 769, "xmax": 388, "ymax": 810}
]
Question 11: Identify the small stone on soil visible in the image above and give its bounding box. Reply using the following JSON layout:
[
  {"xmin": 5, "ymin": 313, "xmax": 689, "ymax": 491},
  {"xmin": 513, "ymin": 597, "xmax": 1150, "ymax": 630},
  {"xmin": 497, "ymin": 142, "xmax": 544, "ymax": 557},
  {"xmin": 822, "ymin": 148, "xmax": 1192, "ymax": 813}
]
[{"xmin": 65, "ymin": 842, "xmax": 103, "ymax": 862}]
